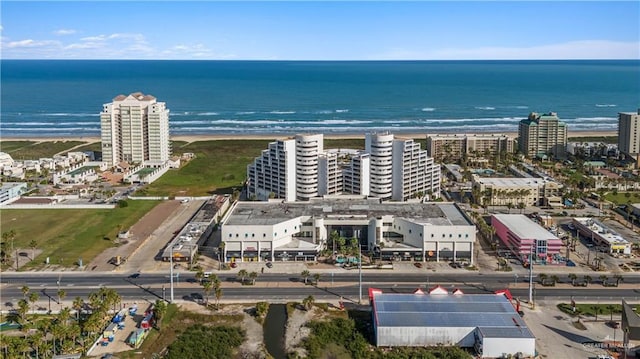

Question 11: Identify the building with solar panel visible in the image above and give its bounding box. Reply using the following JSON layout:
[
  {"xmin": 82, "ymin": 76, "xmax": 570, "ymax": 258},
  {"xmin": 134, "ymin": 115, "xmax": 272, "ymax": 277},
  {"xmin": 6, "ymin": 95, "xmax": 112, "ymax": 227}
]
[{"xmin": 371, "ymin": 288, "xmax": 536, "ymax": 358}]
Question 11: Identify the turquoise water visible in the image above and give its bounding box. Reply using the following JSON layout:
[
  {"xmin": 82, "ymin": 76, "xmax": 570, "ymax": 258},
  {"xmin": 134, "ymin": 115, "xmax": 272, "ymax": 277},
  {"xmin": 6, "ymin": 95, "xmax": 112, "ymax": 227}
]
[{"xmin": 1, "ymin": 60, "xmax": 638, "ymax": 137}]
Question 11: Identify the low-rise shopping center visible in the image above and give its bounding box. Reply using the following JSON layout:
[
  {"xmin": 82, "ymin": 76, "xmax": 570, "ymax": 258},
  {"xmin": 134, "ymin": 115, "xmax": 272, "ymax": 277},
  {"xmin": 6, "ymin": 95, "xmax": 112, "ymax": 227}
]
[{"xmin": 220, "ymin": 197, "xmax": 476, "ymax": 263}]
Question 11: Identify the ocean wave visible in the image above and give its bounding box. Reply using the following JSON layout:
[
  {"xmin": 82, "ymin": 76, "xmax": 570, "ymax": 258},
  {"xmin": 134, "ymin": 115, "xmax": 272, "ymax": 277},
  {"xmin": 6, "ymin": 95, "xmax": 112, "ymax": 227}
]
[
  {"xmin": 314, "ymin": 110, "xmax": 334, "ymax": 114},
  {"xmin": 236, "ymin": 111, "xmax": 256, "ymax": 115},
  {"xmin": 197, "ymin": 112, "xmax": 220, "ymax": 116},
  {"xmin": 0, "ymin": 127, "xmax": 100, "ymax": 132},
  {"xmin": 474, "ymin": 106, "xmax": 496, "ymax": 111},
  {"xmin": 37, "ymin": 113, "xmax": 99, "ymax": 117},
  {"xmin": 567, "ymin": 117, "xmax": 617, "ymax": 122},
  {"xmin": 269, "ymin": 111, "xmax": 296, "ymax": 114},
  {"xmin": 421, "ymin": 107, "xmax": 436, "ymax": 112},
  {"xmin": 335, "ymin": 109, "xmax": 349, "ymax": 113},
  {"xmin": 595, "ymin": 104, "xmax": 617, "ymax": 107}
]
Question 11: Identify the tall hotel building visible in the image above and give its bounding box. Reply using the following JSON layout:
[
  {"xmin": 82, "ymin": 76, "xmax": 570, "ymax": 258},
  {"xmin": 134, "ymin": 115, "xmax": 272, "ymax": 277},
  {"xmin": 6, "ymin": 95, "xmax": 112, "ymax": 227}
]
[
  {"xmin": 618, "ymin": 110, "xmax": 640, "ymax": 156},
  {"xmin": 101, "ymin": 92, "xmax": 170, "ymax": 166},
  {"xmin": 518, "ymin": 112, "xmax": 567, "ymax": 159},
  {"xmin": 247, "ymin": 132, "xmax": 440, "ymax": 202}
]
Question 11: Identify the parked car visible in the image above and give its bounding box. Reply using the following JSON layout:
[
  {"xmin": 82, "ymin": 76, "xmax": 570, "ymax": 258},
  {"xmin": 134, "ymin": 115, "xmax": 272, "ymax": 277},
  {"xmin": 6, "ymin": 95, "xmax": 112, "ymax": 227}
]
[
  {"xmin": 230, "ymin": 262, "xmax": 237, "ymax": 268},
  {"xmin": 265, "ymin": 261, "xmax": 273, "ymax": 268},
  {"xmin": 414, "ymin": 262, "xmax": 423, "ymax": 268}
]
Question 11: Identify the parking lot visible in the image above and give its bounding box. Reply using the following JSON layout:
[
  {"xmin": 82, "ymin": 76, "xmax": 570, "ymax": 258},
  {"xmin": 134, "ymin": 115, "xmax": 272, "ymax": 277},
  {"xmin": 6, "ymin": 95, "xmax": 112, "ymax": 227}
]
[
  {"xmin": 88, "ymin": 302, "xmax": 153, "ymax": 357},
  {"xmin": 523, "ymin": 300, "xmax": 636, "ymax": 359}
]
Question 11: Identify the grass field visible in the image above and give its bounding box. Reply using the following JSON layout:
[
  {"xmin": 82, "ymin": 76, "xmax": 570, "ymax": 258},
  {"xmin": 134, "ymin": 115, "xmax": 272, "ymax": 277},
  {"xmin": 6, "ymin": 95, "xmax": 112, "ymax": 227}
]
[
  {"xmin": 604, "ymin": 191, "xmax": 640, "ymax": 205},
  {"xmin": 0, "ymin": 140, "xmax": 88, "ymax": 159},
  {"xmin": 0, "ymin": 200, "xmax": 160, "ymax": 269}
]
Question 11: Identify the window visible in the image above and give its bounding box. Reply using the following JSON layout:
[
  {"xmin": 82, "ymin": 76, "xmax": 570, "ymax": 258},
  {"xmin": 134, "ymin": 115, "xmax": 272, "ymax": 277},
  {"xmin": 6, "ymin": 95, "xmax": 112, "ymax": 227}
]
[
  {"xmin": 252, "ymin": 233, "xmax": 255, "ymax": 237},
  {"xmin": 235, "ymin": 234, "xmax": 239, "ymax": 237},
  {"xmin": 263, "ymin": 233, "xmax": 266, "ymax": 237},
  {"xmin": 245, "ymin": 233, "xmax": 248, "ymax": 238},
  {"xmin": 229, "ymin": 234, "xmax": 232, "ymax": 238},
  {"xmin": 431, "ymin": 234, "xmax": 434, "ymax": 238},
  {"xmin": 442, "ymin": 234, "xmax": 445, "ymax": 238}
]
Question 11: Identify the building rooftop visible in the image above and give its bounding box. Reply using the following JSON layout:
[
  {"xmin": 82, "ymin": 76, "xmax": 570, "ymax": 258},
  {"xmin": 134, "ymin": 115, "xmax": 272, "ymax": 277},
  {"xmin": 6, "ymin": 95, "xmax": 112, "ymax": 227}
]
[
  {"xmin": 372, "ymin": 293, "xmax": 534, "ymax": 338},
  {"xmin": 493, "ymin": 214, "xmax": 559, "ymax": 241},
  {"xmin": 475, "ymin": 177, "xmax": 549, "ymax": 187},
  {"xmin": 573, "ymin": 217, "xmax": 630, "ymax": 245},
  {"xmin": 225, "ymin": 198, "xmax": 473, "ymax": 227}
]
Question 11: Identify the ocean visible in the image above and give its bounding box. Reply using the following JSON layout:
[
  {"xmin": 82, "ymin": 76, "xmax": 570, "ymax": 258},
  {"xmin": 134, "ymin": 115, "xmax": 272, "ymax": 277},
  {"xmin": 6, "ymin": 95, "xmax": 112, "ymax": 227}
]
[{"xmin": 1, "ymin": 60, "xmax": 639, "ymax": 138}]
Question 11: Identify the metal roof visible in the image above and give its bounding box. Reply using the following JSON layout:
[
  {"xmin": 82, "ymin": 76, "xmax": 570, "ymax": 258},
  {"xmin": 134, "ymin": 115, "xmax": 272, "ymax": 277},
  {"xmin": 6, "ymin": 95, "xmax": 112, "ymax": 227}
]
[{"xmin": 373, "ymin": 293, "xmax": 534, "ymax": 339}]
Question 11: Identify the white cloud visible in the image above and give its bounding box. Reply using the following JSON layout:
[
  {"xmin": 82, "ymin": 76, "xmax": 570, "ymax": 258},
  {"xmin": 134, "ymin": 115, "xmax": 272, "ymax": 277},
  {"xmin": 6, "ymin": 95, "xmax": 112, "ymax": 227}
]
[
  {"xmin": 371, "ymin": 40, "xmax": 640, "ymax": 60},
  {"xmin": 54, "ymin": 29, "xmax": 76, "ymax": 36},
  {"xmin": 5, "ymin": 39, "xmax": 59, "ymax": 48}
]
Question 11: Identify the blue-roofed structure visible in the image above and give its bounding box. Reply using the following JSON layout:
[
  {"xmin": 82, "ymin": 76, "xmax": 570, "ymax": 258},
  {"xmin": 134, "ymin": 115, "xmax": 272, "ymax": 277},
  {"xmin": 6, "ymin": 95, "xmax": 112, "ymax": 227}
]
[{"xmin": 371, "ymin": 291, "xmax": 535, "ymax": 358}]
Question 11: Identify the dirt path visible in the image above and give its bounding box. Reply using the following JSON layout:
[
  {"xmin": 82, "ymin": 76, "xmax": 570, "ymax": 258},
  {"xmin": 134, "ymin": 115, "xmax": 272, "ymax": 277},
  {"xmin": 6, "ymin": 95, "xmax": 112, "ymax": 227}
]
[
  {"xmin": 285, "ymin": 305, "xmax": 317, "ymax": 357},
  {"xmin": 86, "ymin": 200, "xmax": 181, "ymax": 272}
]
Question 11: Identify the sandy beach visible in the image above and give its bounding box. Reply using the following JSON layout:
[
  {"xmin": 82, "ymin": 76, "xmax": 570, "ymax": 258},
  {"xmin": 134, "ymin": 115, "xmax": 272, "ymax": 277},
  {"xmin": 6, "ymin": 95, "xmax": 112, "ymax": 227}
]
[{"xmin": 1, "ymin": 130, "xmax": 618, "ymax": 144}]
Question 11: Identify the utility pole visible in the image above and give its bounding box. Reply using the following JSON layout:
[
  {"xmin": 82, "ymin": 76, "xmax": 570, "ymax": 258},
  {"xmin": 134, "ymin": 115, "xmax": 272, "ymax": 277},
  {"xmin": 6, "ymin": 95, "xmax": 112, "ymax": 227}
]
[
  {"xmin": 528, "ymin": 241, "xmax": 534, "ymax": 309},
  {"xmin": 169, "ymin": 246, "xmax": 174, "ymax": 302}
]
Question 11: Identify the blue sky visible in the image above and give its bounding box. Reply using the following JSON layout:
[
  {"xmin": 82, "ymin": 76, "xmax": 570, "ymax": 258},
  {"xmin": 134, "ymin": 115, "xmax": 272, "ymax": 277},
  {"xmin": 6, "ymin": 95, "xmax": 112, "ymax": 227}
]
[{"xmin": 1, "ymin": 1, "xmax": 639, "ymax": 60}]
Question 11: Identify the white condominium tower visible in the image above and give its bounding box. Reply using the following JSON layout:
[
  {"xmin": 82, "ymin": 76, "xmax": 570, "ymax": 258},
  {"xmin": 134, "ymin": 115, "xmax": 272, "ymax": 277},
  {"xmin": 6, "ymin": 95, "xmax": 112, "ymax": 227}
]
[
  {"xmin": 101, "ymin": 92, "xmax": 170, "ymax": 166},
  {"xmin": 248, "ymin": 132, "xmax": 440, "ymax": 202},
  {"xmin": 618, "ymin": 110, "xmax": 640, "ymax": 156}
]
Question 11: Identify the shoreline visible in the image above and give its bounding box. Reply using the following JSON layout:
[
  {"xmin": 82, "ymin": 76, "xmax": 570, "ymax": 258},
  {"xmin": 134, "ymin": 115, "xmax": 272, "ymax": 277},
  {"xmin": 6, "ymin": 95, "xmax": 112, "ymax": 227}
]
[{"xmin": 0, "ymin": 130, "xmax": 617, "ymax": 143}]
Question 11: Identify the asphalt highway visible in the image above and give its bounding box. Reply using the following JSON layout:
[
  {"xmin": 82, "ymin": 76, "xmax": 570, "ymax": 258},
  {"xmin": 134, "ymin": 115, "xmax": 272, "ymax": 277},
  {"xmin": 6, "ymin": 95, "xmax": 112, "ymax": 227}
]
[{"xmin": 2, "ymin": 272, "xmax": 639, "ymax": 303}]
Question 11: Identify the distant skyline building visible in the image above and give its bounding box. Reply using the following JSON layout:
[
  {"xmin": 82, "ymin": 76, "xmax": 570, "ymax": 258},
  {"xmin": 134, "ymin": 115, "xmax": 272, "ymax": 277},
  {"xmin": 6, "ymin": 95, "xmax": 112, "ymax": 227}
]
[
  {"xmin": 618, "ymin": 109, "xmax": 640, "ymax": 156},
  {"xmin": 100, "ymin": 92, "xmax": 170, "ymax": 166},
  {"xmin": 518, "ymin": 112, "xmax": 567, "ymax": 159},
  {"xmin": 247, "ymin": 132, "xmax": 440, "ymax": 202}
]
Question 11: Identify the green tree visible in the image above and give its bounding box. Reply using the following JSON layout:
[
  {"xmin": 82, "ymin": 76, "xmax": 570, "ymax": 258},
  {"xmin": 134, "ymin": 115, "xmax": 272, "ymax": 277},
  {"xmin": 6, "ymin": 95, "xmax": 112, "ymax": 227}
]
[
  {"xmin": 255, "ymin": 301, "xmax": 268, "ymax": 318},
  {"xmin": 28, "ymin": 240, "xmax": 38, "ymax": 261},
  {"xmin": 584, "ymin": 275, "xmax": 593, "ymax": 286},
  {"xmin": 302, "ymin": 295, "xmax": 315, "ymax": 311},
  {"xmin": 17, "ymin": 299, "xmax": 29, "ymax": 322},
  {"xmin": 614, "ymin": 274, "xmax": 624, "ymax": 286},
  {"xmin": 599, "ymin": 274, "xmax": 608, "ymax": 286},
  {"xmin": 57, "ymin": 289, "xmax": 66, "ymax": 310},
  {"xmin": 72, "ymin": 297, "xmax": 84, "ymax": 321},
  {"xmin": 568, "ymin": 273, "xmax": 577, "ymax": 286},
  {"xmin": 21, "ymin": 285, "xmax": 30, "ymax": 300},
  {"xmin": 214, "ymin": 286, "xmax": 223, "ymax": 310},
  {"xmin": 202, "ymin": 279, "xmax": 213, "ymax": 306},
  {"xmin": 313, "ymin": 273, "xmax": 321, "ymax": 286},
  {"xmin": 301, "ymin": 269, "xmax": 311, "ymax": 285},
  {"xmin": 28, "ymin": 292, "xmax": 39, "ymax": 315},
  {"xmin": 195, "ymin": 269, "xmax": 204, "ymax": 284},
  {"xmin": 249, "ymin": 271, "xmax": 258, "ymax": 285},
  {"xmin": 538, "ymin": 273, "xmax": 548, "ymax": 285},
  {"xmin": 237, "ymin": 269, "xmax": 248, "ymax": 284},
  {"xmin": 154, "ymin": 300, "xmax": 167, "ymax": 329}
]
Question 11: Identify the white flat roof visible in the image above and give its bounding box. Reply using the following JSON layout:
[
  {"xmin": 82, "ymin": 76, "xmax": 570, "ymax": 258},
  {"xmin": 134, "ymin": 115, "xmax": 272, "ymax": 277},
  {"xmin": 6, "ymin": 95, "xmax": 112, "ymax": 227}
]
[{"xmin": 492, "ymin": 214, "xmax": 559, "ymax": 240}]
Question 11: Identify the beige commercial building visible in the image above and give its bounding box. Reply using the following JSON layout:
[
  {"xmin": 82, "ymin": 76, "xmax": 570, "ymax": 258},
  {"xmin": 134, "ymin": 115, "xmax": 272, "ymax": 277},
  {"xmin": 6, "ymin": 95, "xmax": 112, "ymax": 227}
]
[
  {"xmin": 472, "ymin": 175, "xmax": 563, "ymax": 207},
  {"xmin": 101, "ymin": 92, "xmax": 170, "ymax": 166},
  {"xmin": 426, "ymin": 133, "xmax": 515, "ymax": 162},
  {"xmin": 518, "ymin": 112, "xmax": 567, "ymax": 159}
]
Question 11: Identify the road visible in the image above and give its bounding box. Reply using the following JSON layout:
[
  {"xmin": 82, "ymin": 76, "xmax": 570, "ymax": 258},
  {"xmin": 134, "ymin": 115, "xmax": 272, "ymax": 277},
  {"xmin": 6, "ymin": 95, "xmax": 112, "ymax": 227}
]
[{"xmin": 3, "ymin": 272, "xmax": 639, "ymax": 303}]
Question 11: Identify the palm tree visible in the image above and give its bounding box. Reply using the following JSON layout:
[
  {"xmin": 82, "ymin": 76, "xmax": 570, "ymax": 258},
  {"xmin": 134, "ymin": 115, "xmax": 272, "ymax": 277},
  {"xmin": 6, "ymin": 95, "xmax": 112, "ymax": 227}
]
[
  {"xmin": 195, "ymin": 269, "xmax": 204, "ymax": 284},
  {"xmin": 606, "ymin": 304, "xmax": 616, "ymax": 321},
  {"xmin": 28, "ymin": 240, "xmax": 38, "ymax": 261},
  {"xmin": 21, "ymin": 285, "xmax": 30, "ymax": 300},
  {"xmin": 249, "ymin": 271, "xmax": 258, "ymax": 285},
  {"xmin": 550, "ymin": 275, "xmax": 560, "ymax": 285},
  {"xmin": 313, "ymin": 273, "xmax": 321, "ymax": 286},
  {"xmin": 28, "ymin": 292, "xmax": 39, "ymax": 315},
  {"xmin": 302, "ymin": 295, "xmax": 315, "ymax": 311},
  {"xmin": 592, "ymin": 305, "xmax": 603, "ymax": 321},
  {"xmin": 568, "ymin": 273, "xmax": 577, "ymax": 286},
  {"xmin": 72, "ymin": 297, "xmax": 84, "ymax": 321},
  {"xmin": 17, "ymin": 299, "xmax": 29, "ymax": 322},
  {"xmin": 154, "ymin": 299, "xmax": 167, "ymax": 329},
  {"xmin": 214, "ymin": 286, "xmax": 223, "ymax": 310},
  {"xmin": 57, "ymin": 289, "xmax": 66, "ymax": 310},
  {"xmin": 614, "ymin": 274, "xmax": 623, "ymax": 286},
  {"xmin": 584, "ymin": 275, "xmax": 592, "ymax": 286},
  {"xmin": 237, "ymin": 269, "xmax": 248, "ymax": 284},
  {"xmin": 202, "ymin": 280, "xmax": 213, "ymax": 306},
  {"xmin": 1, "ymin": 230, "xmax": 16, "ymax": 266},
  {"xmin": 599, "ymin": 274, "xmax": 608, "ymax": 286},
  {"xmin": 301, "ymin": 270, "xmax": 311, "ymax": 285},
  {"xmin": 538, "ymin": 273, "xmax": 548, "ymax": 285}
]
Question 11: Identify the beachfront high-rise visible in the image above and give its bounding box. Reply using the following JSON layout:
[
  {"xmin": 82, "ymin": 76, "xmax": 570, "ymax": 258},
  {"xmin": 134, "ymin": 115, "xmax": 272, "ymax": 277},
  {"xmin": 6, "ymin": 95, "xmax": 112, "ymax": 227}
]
[
  {"xmin": 518, "ymin": 112, "xmax": 567, "ymax": 159},
  {"xmin": 426, "ymin": 133, "xmax": 516, "ymax": 162},
  {"xmin": 100, "ymin": 92, "xmax": 170, "ymax": 166},
  {"xmin": 618, "ymin": 110, "xmax": 640, "ymax": 156},
  {"xmin": 247, "ymin": 132, "xmax": 440, "ymax": 202}
]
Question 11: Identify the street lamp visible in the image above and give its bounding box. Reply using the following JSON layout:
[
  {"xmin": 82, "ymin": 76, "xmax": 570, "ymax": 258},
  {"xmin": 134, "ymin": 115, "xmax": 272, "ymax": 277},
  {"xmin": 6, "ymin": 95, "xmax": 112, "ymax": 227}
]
[
  {"xmin": 358, "ymin": 242, "xmax": 363, "ymax": 304},
  {"xmin": 528, "ymin": 241, "xmax": 534, "ymax": 308}
]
